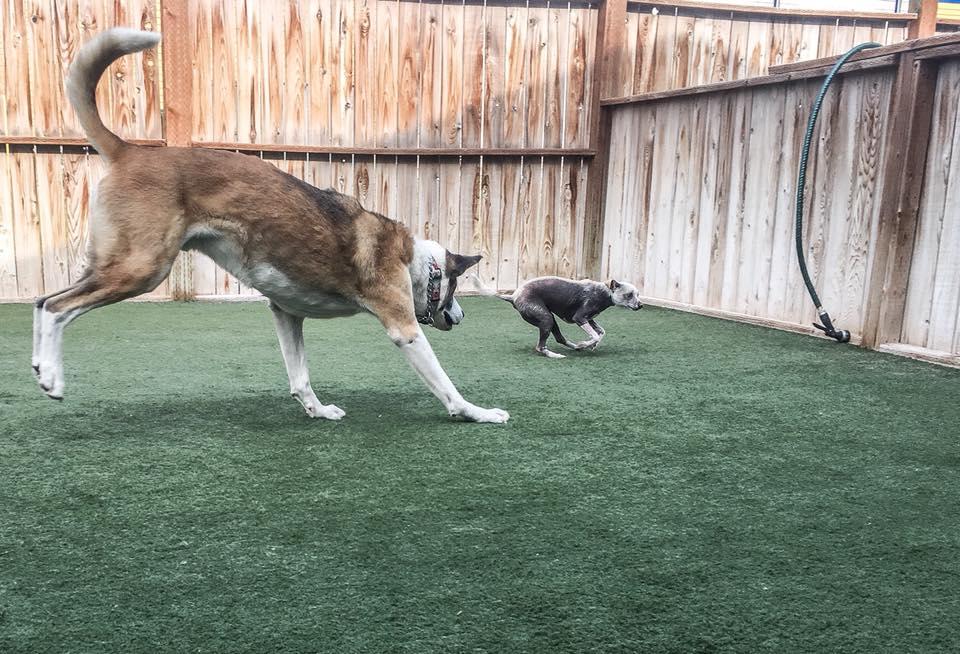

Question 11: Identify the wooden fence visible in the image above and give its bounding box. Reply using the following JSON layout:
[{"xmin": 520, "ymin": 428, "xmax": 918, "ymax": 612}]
[
  {"xmin": 600, "ymin": 32, "xmax": 960, "ymax": 365},
  {"xmin": 606, "ymin": 1, "xmax": 911, "ymax": 98},
  {"xmin": 1, "ymin": 0, "xmax": 956, "ymax": 364}
]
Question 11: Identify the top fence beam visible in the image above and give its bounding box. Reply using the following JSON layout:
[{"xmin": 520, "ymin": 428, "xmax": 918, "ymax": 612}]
[{"xmin": 629, "ymin": 0, "xmax": 915, "ymax": 22}]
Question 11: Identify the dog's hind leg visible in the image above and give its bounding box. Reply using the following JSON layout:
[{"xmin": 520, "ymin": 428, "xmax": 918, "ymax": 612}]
[
  {"xmin": 518, "ymin": 304, "xmax": 565, "ymax": 358},
  {"xmin": 550, "ymin": 322, "xmax": 577, "ymax": 351},
  {"xmin": 37, "ymin": 265, "xmax": 167, "ymax": 400},
  {"xmin": 32, "ymin": 275, "xmax": 91, "ymax": 375},
  {"xmin": 269, "ymin": 302, "xmax": 345, "ymax": 420}
]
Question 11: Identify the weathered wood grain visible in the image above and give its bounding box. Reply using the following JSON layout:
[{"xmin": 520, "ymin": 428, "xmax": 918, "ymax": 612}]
[
  {"xmin": 502, "ymin": 2, "xmax": 526, "ymax": 149},
  {"xmin": 34, "ymin": 151, "xmax": 69, "ymax": 291},
  {"xmin": 903, "ymin": 61, "xmax": 959, "ymax": 348},
  {"xmin": 354, "ymin": 0, "xmax": 376, "ymax": 147},
  {"xmin": 419, "ymin": 0, "xmax": 442, "ymax": 148},
  {"xmin": 9, "ymin": 150, "xmax": 43, "ymax": 297},
  {"xmin": 334, "ymin": 0, "xmax": 355, "ymax": 147},
  {"xmin": 925, "ymin": 66, "xmax": 960, "ymax": 353},
  {"xmin": 461, "ymin": 2, "xmax": 484, "ymax": 147},
  {"xmin": 397, "ymin": 0, "xmax": 420, "ymax": 148},
  {"xmin": 0, "ymin": 149, "xmax": 18, "ymax": 296},
  {"xmin": 441, "ymin": 0, "xmax": 464, "ymax": 148}
]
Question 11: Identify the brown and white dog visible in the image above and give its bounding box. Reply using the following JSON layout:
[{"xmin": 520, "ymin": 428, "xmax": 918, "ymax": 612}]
[{"xmin": 31, "ymin": 29, "xmax": 508, "ymax": 423}]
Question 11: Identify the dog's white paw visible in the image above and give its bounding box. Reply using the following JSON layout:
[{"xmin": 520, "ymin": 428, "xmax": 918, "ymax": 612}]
[
  {"xmin": 454, "ymin": 404, "xmax": 510, "ymax": 423},
  {"xmin": 298, "ymin": 396, "xmax": 345, "ymax": 420},
  {"xmin": 308, "ymin": 403, "xmax": 345, "ymax": 420},
  {"xmin": 37, "ymin": 367, "xmax": 64, "ymax": 400}
]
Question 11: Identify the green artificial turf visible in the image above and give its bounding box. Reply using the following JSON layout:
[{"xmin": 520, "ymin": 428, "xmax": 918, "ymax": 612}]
[{"xmin": 1, "ymin": 298, "xmax": 959, "ymax": 653}]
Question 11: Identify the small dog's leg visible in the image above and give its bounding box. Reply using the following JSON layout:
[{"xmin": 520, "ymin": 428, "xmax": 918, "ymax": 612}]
[
  {"xmin": 270, "ymin": 303, "xmax": 345, "ymax": 421},
  {"xmin": 550, "ymin": 322, "xmax": 577, "ymax": 351},
  {"xmin": 536, "ymin": 324, "xmax": 565, "ymax": 358},
  {"xmin": 574, "ymin": 321, "xmax": 603, "ymax": 351}
]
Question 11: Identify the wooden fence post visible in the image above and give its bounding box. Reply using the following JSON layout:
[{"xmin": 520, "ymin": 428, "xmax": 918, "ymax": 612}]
[
  {"xmin": 908, "ymin": 0, "xmax": 939, "ymax": 39},
  {"xmin": 582, "ymin": 0, "xmax": 627, "ymax": 280},
  {"xmin": 861, "ymin": 52, "xmax": 939, "ymax": 348},
  {"xmin": 161, "ymin": 0, "xmax": 195, "ymax": 300}
]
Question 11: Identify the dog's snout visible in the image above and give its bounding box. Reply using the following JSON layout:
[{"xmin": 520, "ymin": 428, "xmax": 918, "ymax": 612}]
[{"xmin": 443, "ymin": 309, "xmax": 461, "ymax": 326}]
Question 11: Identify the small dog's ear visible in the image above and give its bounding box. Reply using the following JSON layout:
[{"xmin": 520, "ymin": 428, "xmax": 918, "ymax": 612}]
[
  {"xmin": 608, "ymin": 279, "xmax": 621, "ymax": 290},
  {"xmin": 446, "ymin": 252, "xmax": 482, "ymax": 277}
]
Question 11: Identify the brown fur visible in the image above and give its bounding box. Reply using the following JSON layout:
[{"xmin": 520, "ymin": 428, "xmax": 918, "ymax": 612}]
[{"xmin": 45, "ymin": 146, "xmax": 419, "ymax": 335}]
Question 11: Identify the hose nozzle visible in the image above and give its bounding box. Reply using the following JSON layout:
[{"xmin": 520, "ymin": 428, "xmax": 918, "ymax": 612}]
[{"xmin": 813, "ymin": 310, "xmax": 851, "ymax": 343}]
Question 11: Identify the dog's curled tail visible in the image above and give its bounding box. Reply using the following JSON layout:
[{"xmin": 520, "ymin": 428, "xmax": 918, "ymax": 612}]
[
  {"xmin": 67, "ymin": 28, "xmax": 161, "ymax": 162},
  {"xmin": 464, "ymin": 274, "xmax": 515, "ymax": 305}
]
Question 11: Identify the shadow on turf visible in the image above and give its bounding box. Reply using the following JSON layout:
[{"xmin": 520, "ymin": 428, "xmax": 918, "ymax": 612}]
[{"xmin": 9, "ymin": 387, "xmax": 466, "ymax": 441}]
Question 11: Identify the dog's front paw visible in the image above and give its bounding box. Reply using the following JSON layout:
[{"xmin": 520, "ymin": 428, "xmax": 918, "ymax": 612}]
[
  {"xmin": 302, "ymin": 400, "xmax": 346, "ymax": 421},
  {"xmin": 453, "ymin": 403, "xmax": 510, "ymax": 423}
]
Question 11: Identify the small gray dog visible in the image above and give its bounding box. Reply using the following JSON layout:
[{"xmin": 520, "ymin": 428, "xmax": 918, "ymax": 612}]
[{"xmin": 500, "ymin": 277, "xmax": 642, "ymax": 358}]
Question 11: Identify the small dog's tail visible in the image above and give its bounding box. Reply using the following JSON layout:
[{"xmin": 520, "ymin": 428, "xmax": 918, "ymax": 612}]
[
  {"xmin": 67, "ymin": 28, "xmax": 161, "ymax": 162},
  {"xmin": 464, "ymin": 274, "xmax": 515, "ymax": 305}
]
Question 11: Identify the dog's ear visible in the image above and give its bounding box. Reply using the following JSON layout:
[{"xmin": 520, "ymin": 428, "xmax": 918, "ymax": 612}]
[
  {"xmin": 608, "ymin": 279, "xmax": 621, "ymax": 290},
  {"xmin": 446, "ymin": 252, "xmax": 483, "ymax": 277}
]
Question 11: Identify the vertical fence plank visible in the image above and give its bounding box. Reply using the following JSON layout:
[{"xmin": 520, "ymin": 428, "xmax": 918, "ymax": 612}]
[
  {"xmin": 503, "ymin": 2, "xmax": 526, "ymax": 149},
  {"xmin": 10, "ymin": 150, "xmax": 43, "ymax": 297},
  {"xmin": 376, "ymin": 0, "xmax": 398, "ymax": 147},
  {"xmin": 419, "ymin": 0, "xmax": 442, "ymax": 148},
  {"xmin": 438, "ymin": 158, "xmax": 462, "ymax": 254},
  {"xmin": 903, "ymin": 63, "xmax": 959, "ymax": 348},
  {"xmin": 564, "ymin": 6, "xmax": 588, "ymax": 148},
  {"xmin": 441, "ymin": 0, "xmax": 464, "ymax": 148},
  {"xmin": 740, "ymin": 85, "xmax": 785, "ymax": 317},
  {"xmin": 305, "ymin": 0, "xmax": 329, "ymax": 146},
  {"xmin": 544, "ymin": 2, "xmax": 568, "ymax": 147},
  {"xmin": 632, "ymin": 8, "xmax": 658, "ymax": 94},
  {"xmin": 62, "ymin": 149, "xmax": 88, "ymax": 282},
  {"xmin": 497, "ymin": 158, "xmax": 521, "ymax": 290},
  {"xmin": 235, "ymin": 0, "xmax": 255, "ymax": 142},
  {"xmin": 692, "ymin": 95, "xmax": 721, "ymax": 306},
  {"xmin": 397, "ymin": 0, "xmax": 420, "ymax": 148},
  {"xmin": 718, "ymin": 90, "xmax": 752, "ymax": 312},
  {"xmin": 35, "ymin": 152, "xmax": 69, "ymax": 292},
  {"xmin": 926, "ymin": 89, "xmax": 960, "ymax": 353},
  {"xmin": 0, "ymin": 0, "xmax": 7, "ymax": 136},
  {"xmin": 354, "ymin": 0, "xmax": 375, "ymax": 147},
  {"xmin": 484, "ymin": 4, "xmax": 506, "ymax": 149},
  {"xmin": 863, "ymin": 56, "xmax": 938, "ymax": 348},
  {"xmin": 7, "ymin": 0, "xmax": 33, "ymax": 136},
  {"xmin": 843, "ymin": 73, "xmax": 888, "ymax": 332},
  {"xmin": 190, "ymin": 1, "xmax": 213, "ymax": 143},
  {"xmin": 336, "ymin": 0, "xmax": 355, "ymax": 147},
  {"xmin": 706, "ymin": 13, "xmax": 732, "ymax": 84},
  {"xmin": 516, "ymin": 155, "xmax": 537, "ymax": 282},
  {"xmin": 284, "ymin": 0, "xmax": 306, "ymax": 145},
  {"xmin": 0, "ymin": 149, "xmax": 18, "ymax": 296},
  {"xmin": 26, "ymin": 1, "xmax": 57, "ymax": 137},
  {"xmin": 212, "ymin": 0, "xmax": 238, "ymax": 142}
]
